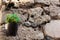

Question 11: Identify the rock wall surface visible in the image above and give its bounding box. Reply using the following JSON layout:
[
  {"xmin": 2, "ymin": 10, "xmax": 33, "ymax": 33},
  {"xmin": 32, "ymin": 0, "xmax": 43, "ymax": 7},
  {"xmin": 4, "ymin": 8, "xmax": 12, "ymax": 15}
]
[{"xmin": 1, "ymin": 0, "xmax": 60, "ymax": 40}]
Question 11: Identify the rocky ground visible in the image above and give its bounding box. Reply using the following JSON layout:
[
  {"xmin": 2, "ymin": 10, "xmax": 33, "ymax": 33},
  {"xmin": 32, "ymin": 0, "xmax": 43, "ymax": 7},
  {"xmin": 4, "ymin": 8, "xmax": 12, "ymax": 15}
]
[{"xmin": 0, "ymin": 0, "xmax": 60, "ymax": 40}]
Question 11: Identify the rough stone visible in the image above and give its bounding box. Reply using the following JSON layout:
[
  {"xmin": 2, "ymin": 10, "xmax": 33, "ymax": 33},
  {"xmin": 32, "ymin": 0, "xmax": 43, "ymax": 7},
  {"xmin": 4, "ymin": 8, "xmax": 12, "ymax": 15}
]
[
  {"xmin": 43, "ymin": 7, "xmax": 50, "ymax": 12},
  {"xmin": 28, "ymin": 7, "xmax": 51, "ymax": 25},
  {"xmin": 5, "ymin": 25, "xmax": 44, "ymax": 40},
  {"xmin": 28, "ymin": 7, "xmax": 43, "ymax": 24},
  {"xmin": 19, "ymin": 0, "xmax": 34, "ymax": 6},
  {"xmin": 50, "ymin": 0, "xmax": 60, "ymax": 6},
  {"xmin": 17, "ymin": 25, "xmax": 44, "ymax": 40},
  {"xmin": 34, "ymin": 0, "xmax": 50, "ymax": 5},
  {"xmin": 19, "ymin": 14, "xmax": 28, "ymax": 23},
  {"xmin": 49, "ymin": 5, "xmax": 60, "ymax": 17},
  {"xmin": 28, "ymin": 7, "xmax": 43, "ymax": 15},
  {"xmin": 42, "ymin": 15, "xmax": 51, "ymax": 22}
]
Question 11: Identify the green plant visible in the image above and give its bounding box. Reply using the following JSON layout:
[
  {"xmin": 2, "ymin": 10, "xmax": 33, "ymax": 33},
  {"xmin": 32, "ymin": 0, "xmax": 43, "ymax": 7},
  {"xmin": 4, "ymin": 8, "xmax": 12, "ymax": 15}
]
[{"xmin": 6, "ymin": 13, "xmax": 20, "ymax": 23}]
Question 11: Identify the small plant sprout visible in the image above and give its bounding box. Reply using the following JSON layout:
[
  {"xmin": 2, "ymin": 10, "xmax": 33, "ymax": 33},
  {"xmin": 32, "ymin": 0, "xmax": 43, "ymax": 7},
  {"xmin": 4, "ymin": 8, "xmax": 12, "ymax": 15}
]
[{"xmin": 6, "ymin": 13, "xmax": 20, "ymax": 23}]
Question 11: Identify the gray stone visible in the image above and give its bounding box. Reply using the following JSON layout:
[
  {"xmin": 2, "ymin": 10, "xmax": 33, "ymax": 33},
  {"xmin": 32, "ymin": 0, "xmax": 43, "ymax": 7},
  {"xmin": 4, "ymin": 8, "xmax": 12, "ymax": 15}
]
[
  {"xmin": 28, "ymin": 7, "xmax": 44, "ymax": 24},
  {"xmin": 17, "ymin": 25, "xmax": 44, "ymax": 40},
  {"xmin": 34, "ymin": 15, "xmax": 51, "ymax": 25},
  {"xmin": 28, "ymin": 7, "xmax": 51, "ymax": 25},
  {"xmin": 34, "ymin": 0, "xmax": 50, "ymax": 5},
  {"xmin": 19, "ymin": 0, "xmax": 34, "ymax": 6},
  {"xmin": 28, "ymin": 7, "xmax": 43, "ymax": 15},
  {"xmin": 19, "ymin": 14, "xmax": 28, "ymax": 23},
  {"xmin": 11, "ymin": 9, "xmax": 28, "ymax": 23},
  {"xmin": 57, "ymin": 13, "xmax": 60, "ymax": 19},
  {"xmin": 44, "ymin": 20, "xmax": 60, "ymax": 38},
  {"xmin": 31, "ymin": 23, "xmax": 37, "ymax": 28},
  {"xmin": 42, "ymin": 15, "xmax": 51, "ymax": 22},
  {"xmin": 49, "ymin": 5, "xmax": 60, "ymax": 17},
  {"xmin": 50, "ymin": 0, "xmax": 60, "ymax": 6},
  {"xmin": 2, "ymin": 0, "xmax": 9, "ymax": 3},
  {"xmin": 23, "ymin": 21, "xmax": 31, "ymax": 27},
  {"xmin": 43, "ymin": 7, "xmax": 50, "ymax": 12}
]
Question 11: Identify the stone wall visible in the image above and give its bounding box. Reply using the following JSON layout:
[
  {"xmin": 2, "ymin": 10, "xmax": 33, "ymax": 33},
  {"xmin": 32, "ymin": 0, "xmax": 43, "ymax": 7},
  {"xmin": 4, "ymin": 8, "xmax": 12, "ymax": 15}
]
[{"xmin": 1, "ymin": 0, "xmax": 60, "ymax": 40}]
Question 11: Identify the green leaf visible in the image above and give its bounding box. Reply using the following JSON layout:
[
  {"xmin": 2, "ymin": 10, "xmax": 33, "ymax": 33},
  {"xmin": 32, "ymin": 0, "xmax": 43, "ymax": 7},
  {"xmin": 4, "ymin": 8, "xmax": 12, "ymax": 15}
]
[{"xmin": 6, "ymin": 13, "xmax": 21, "ymax": 23}]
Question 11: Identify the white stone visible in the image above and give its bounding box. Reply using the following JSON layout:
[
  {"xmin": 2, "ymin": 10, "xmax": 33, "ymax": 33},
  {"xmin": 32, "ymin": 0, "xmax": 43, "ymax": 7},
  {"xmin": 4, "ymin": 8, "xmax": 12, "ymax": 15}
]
[
  {"xmin": 5, "ymin": 23, "xmax": 9, "ymax": 30},
  {"xmin": 11, "ymin": 0, "xmax": 19, "ymax": 7},
  {"xmin": 19, "ymin": 0, "xmax": 34, "ymax": 4},
  {"xmin": 2, "ymin": 0, "xmax": 9, "ymax": 3},
  {"xmin": 11, "ymin": 0, "xmax": 19, "ymax": 2}
]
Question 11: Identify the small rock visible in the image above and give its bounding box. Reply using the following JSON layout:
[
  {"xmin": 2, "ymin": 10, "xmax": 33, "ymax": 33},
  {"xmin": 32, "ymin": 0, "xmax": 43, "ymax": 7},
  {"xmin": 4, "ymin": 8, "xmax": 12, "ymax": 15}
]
[
  {"xmin": 5, "ymin": 23, "xmax": 8, "ymax": 30},
  {"xmin": 23, "ymin": 21, "xmax": 31, "ymax": 27},
  {"xmin": 31, "ymin": 23, "xmax": 37, "ymax": 28}
]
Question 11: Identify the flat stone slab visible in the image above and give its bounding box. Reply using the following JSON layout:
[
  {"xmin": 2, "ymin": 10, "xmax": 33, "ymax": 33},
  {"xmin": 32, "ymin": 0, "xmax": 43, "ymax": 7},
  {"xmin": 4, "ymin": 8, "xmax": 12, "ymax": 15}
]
[{"xmin": 44, "ymin": 20, "xmax": 60, "ymax": 38}]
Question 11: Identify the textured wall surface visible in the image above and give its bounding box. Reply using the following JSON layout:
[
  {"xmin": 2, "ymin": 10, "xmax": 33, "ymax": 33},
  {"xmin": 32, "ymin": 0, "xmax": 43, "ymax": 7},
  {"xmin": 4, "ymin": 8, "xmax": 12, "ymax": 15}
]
[{"xmin": 0, "ymin": 0, "xmax": 60, "ymax": 40}]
